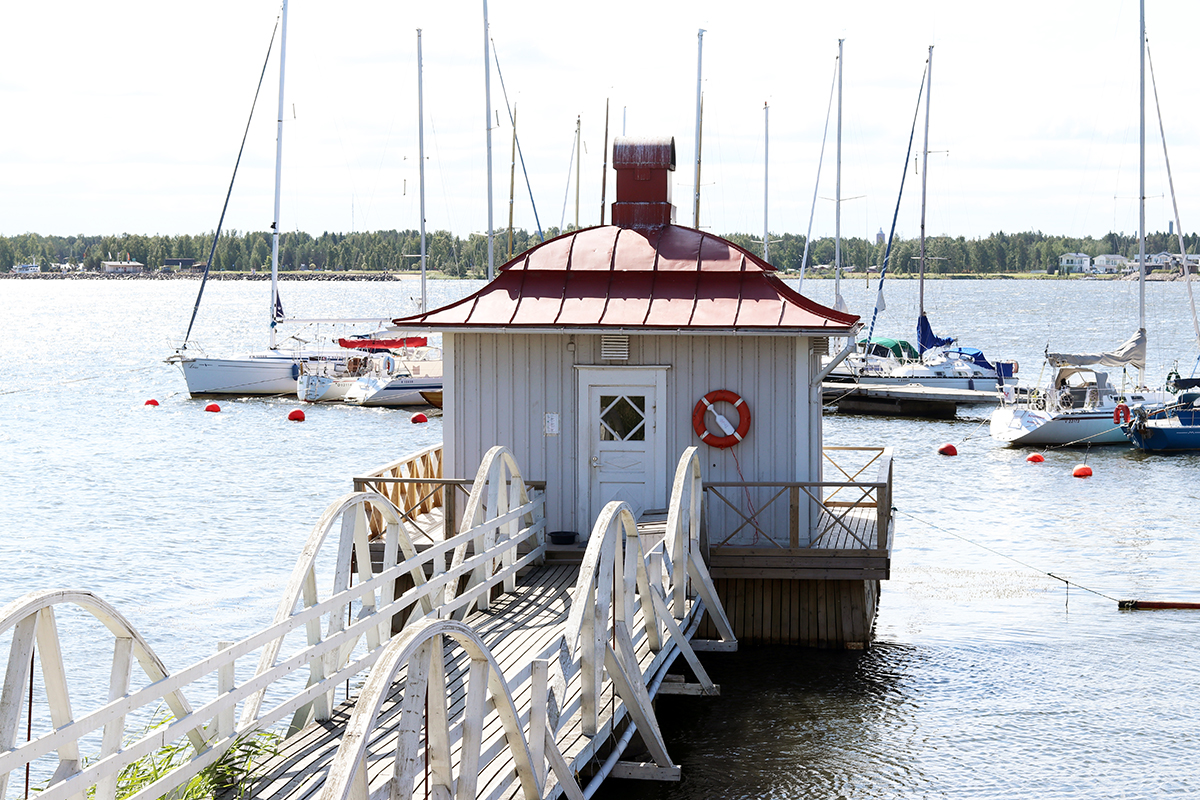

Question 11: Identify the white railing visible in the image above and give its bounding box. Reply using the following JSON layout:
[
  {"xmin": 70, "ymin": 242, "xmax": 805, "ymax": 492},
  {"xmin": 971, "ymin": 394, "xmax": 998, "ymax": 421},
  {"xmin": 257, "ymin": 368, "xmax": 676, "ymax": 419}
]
[
  {"xmin": 0, "ymin": 446, "xmax": 544, "ymax": 800},
  {"xmin": 317, "ymin": 446, "xmax": 737, "ymax": 800}
]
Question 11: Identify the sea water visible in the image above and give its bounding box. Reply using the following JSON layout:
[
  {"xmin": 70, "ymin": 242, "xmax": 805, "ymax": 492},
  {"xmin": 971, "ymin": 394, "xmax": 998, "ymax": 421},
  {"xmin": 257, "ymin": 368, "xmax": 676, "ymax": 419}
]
[{"xmin": 2, "ymin": 276, "xmax": 1198, "ymax": 799}]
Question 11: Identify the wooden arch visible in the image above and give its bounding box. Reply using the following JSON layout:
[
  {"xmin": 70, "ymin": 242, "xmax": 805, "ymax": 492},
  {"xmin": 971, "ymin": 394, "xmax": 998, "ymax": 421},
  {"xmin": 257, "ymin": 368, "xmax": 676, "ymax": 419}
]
[
  {"xmin": 317, "ymin": 618, "xmax": 579, "ymax": 800},
  {"xmin": 0, "ymin": 590, "xmax": 205, "ymax": 800},
  {"xmin": 241, "ymin": 490, "xmax": 427, "ymax": 731}
]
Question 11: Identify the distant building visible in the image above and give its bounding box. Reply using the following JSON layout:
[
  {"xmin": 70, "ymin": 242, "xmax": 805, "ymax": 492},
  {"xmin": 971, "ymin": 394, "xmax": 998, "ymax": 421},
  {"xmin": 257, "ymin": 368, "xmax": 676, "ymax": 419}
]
[
  {"xmin": 102, "ymin": 260, "xmax": 144, "ymax": 274},
  {"xmin": 1092, "ymin": 254, "xmax": 1127, "ymax": 273},
  {"xmin": 1058, "ymin": 252, "xmax": 1091, "ymax": 273},
  {"xmin": 12, "ymin": 264, "xmax": 39, "ymax": 275},
  {"xmin": 164, "ymin": 257, "xmax": 196, "ymax": 270},
  {"xmin": 876, "ymin": 228, "xmax": 885, "ymax": 245}
]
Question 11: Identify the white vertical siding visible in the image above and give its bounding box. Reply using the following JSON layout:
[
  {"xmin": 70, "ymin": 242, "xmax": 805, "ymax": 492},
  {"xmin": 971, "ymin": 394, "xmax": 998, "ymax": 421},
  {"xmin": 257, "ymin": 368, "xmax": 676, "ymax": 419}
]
[{"xmin": 449, "ymin": 331, "xmax": 815, "ymax": 537}]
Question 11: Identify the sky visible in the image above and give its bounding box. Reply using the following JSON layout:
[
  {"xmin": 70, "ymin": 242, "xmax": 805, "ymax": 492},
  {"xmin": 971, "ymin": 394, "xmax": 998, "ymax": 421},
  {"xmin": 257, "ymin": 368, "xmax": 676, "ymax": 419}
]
[{"xmin": 3, "ymin": 1, "xmax": 1200, "ymax": 245}]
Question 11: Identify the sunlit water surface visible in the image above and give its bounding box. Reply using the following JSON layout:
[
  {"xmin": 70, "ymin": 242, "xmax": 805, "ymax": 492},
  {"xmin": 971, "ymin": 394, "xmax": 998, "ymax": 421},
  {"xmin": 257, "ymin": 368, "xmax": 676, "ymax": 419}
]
[{"xmin": 2, "ymin": 277, "xmax": 1197, "ymax": 799}]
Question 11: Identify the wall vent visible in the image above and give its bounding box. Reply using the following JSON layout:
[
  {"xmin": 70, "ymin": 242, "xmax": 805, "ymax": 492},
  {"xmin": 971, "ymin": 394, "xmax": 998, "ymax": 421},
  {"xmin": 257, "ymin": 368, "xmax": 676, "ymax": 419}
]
[
  {"xmin": 601, "ymin": 335, "xmax": 630, "ymax": 361},
  {"xmin": 812, "ymin": 337, "xmax": 829, "ymax": 356}
]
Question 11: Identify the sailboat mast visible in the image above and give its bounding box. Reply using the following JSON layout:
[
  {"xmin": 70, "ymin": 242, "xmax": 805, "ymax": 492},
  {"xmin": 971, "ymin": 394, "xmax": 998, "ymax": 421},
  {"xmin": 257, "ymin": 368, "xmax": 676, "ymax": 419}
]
[
  {"xmin": 693, "ymin": 29, "xmax": 705, "ymax": 228},
  {"xmin": 483, "ymin": 0, "xmax": 495, "ymax": 280},
  {"xmin": 417, "ymin": 28, "xmax": 427, "ymax": 313},
  {"xmin": 574, "ymin": 115, "xmax": 581, "ymax": 230},
  {"xmin": 834, "ymin": 39, "xmax": 843, "ymax": 304},
  {"xmin": 269, "ymin": 0, "xmax": 288, "ymax": 350},
  {"xmin": 763, "ymin": 102, "xmax": 769, "ymax": 261},
  {"xmin": 600, "ymin": 99, "xmax": 609, "ymax": 225},
  {"xmin": 918, "ymin": 45, "xmax": 932, "ymax": 318},
  {"xmin": 507, "ymin": 107, "xmax": 517, "ymax": 261},
  {"xmin": 1138, "ymin": 0, "xmax": 1147, "ymax": 358}
]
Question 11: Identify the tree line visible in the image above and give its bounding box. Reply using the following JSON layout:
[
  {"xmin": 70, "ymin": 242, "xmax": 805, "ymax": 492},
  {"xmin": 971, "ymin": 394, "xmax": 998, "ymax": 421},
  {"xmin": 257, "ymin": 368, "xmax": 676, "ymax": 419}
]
[{"xmin": 2, "ymin": 227, "xmax": 1196, "ymax": 276}]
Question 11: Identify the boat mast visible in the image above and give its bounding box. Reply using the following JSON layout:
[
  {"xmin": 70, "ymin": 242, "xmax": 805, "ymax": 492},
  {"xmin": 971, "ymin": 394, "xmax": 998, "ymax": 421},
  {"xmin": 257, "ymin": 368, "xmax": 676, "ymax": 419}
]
[
  {"xmin": 835, "ymin": 39, "xmax": 844, "ymax": 312},
  {"xmin": 600, "ymin": 99, "xmax": 609, "ymax": 225},
  {"xmin": 693, "ymin": 29, "xmax": 705, "ymax": 229},
  {"xmin": 574, "ymin": 115, "xmax": 581, "ymax": 230},
  {"xmin": 269, "ymin": 0, "xmax": 288, "ymax": 350},
  {"xmin": 918, "ymin": 45, "xmax": 932, "ymax": 319},
  {"xmin": 483, "ymin": 0, "xmax": 495, "ymax": 280},
  {"xmin": 417, "ymin": 28, "xmax": 427, "ymax": 313},
  {"xmin": 507, "ymin": 106, "xmax": 517, "ymax": 261},
  {"xmin": 1138, "ymin": 0, "xmax": 1147, "ymax": 386},
  {"xmin": 763, "ymin": 101, "xmax": 769, "ymax": 261}
]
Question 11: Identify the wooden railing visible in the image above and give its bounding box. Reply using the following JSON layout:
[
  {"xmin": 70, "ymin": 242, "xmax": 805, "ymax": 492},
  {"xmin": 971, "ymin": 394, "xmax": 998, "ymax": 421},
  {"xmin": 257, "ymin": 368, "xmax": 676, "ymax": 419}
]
[
  {"xmin": 0, "ymin": 447, "xmax": 544, "ymax": 800},
  {"xmin": 705, "ymin": 447, "xmax": 893, "ymax": 560}
]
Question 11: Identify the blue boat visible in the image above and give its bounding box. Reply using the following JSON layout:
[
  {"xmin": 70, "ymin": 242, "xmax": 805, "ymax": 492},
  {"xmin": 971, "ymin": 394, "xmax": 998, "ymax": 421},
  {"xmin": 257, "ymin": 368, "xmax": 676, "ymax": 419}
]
[{"xmin": 1124, "ymin": 392, "xmax": 1200, "ymax": 452}]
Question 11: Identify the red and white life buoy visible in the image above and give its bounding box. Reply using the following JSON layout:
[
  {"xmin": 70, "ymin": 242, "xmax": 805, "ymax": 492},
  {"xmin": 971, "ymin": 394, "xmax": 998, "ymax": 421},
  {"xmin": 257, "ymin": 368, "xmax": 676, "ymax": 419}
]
[
  {"xmin": 692, "ymin": 390, "xmax": 751, "ymax": 449},
  {"xmin": 1113, "ymin": 403, "xmax": 1131, "ymax": 424}
]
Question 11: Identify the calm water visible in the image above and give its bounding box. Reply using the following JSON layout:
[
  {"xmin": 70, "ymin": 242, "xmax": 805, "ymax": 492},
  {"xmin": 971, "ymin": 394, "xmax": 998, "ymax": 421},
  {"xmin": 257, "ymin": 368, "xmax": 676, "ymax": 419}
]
[{"xmin": 2, "ymin": 277, "xmax": 1198, "ymax": 799}]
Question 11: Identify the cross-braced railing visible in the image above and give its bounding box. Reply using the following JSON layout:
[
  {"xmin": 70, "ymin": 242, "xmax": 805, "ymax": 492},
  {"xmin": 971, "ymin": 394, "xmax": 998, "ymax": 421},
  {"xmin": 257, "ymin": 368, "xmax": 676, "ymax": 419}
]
[
  {"xmin": 706, "ymin": 446, "xmax": 893, "ymax": 553},
  {"xmin": 0, "ymin": 446, "xmax": 545, "ymax": 800}
]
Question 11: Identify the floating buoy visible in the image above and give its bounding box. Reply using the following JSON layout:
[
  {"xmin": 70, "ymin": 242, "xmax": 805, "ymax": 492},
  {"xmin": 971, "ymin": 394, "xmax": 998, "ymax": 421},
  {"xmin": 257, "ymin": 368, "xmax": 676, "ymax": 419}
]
[
  {"xmin": 204, "ymin": 403, "xmax": 221, "ymax": 413},
  {"xmin": 411, "ymin": 412, "xmax": 428, "ymax": 424},
  {"xmin": 287, "ymin": 409, "xmax": 306, "ymax": 422},
  {"xmin": 1026, "ymin": 453, "xmax": 1045, "ymax": 463},
  {"xmin": 144, "ymin": 399, "xmax": 159, "ymax": 407},
  {"xmin": 937, "ymin": 443, "xmax": 957, "ymax": 456},
  {"xmin": 1072, "ymin": 464, "xmax": 1092, "ymax": 478}
]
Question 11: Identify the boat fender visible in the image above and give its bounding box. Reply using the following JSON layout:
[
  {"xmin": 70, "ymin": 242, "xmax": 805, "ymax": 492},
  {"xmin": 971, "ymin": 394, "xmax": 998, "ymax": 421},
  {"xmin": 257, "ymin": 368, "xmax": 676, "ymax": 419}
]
[
  {"xmin": 1058, "ymin": 388, "xmax": 1074, "ymax": 409},
  {"xmin": 291, "ymin": 363, "xmax": 301, "ymax": 380},
  {"xmin": 1113, "ymin": 403, "xmax": 1131, "ymax": 424},
  {"xmin": 692, "ymin": 390, "xmax": 751, "ymax": 449},
  {"xmin": 382, "ymin": 355, "xmax": 395, "ymax": 373}
]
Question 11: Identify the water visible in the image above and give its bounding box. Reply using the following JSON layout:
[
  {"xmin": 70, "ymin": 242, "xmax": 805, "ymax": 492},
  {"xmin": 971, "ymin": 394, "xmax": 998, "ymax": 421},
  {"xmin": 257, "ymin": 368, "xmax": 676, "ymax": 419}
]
[{"xmin": 2, "ymin": 277, "xmax": 1198, "ymax": 799}]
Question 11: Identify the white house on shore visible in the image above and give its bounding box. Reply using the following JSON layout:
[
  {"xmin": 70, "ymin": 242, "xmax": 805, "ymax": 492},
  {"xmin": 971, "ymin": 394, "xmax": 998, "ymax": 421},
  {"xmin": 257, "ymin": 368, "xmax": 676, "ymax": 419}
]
[
  {"xmin": 1058, "ymin": 252, "xmax": 1091, "ymax": 273},
  {"xmin": 1092, "ymin": 254, "xmax": 1128, "ymax": 273},
  {"xmin": 101, "ymin": 260, "xmax": 144, "ymax": 274}
]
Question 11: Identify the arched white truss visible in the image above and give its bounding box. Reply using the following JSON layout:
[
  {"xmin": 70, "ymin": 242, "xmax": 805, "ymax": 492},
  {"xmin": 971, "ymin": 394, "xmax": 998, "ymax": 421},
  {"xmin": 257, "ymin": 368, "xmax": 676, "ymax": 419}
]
[
  {"xmin": 317, "ymin": 619, "xmax": 582, "ymax": 800},
  {"xmin": 0, "ymin": 590, "xmax": 206, "ymax": 800}
]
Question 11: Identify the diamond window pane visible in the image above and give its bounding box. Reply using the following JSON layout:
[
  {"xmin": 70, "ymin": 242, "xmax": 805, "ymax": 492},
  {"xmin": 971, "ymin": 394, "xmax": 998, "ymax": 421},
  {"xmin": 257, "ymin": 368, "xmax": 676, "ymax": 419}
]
[{"xmin": 599, "ymin": 394, "xmax": 646, "ymax": 441}]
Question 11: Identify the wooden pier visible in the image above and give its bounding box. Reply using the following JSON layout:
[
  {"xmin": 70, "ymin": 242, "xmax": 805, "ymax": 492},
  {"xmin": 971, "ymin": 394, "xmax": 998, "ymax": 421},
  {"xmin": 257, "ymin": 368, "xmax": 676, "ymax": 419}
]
[
  {"xmin": 823, "ymin": 381, "xmax": 1000, "ymax": 418},
  {"xmin": 1, "ymin": 442, "xmax": 892, "ymax": 800}
]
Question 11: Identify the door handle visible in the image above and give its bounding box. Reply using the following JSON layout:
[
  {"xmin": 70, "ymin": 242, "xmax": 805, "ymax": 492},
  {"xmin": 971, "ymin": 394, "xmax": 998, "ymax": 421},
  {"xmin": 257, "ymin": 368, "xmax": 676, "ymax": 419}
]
[{"xmin": 590, "ymin": 455, "xmax": 600, "ymax": 468}]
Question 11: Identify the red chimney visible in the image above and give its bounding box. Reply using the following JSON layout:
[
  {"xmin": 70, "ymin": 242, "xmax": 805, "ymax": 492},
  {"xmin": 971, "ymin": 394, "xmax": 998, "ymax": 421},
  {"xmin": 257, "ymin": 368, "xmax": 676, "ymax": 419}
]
[{"xmin": 610, "ymin": 136, "xmax": 676, "ymax": 229}]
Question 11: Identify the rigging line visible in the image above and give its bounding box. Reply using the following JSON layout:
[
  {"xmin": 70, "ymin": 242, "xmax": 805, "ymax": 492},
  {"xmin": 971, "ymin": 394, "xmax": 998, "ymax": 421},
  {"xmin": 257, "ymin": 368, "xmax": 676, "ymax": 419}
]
[
  {"xmin": 490, "ymin": 40, "xmax": 545, "ymax": 243},
  {"xmin": 182, "ymin": 14, "xmax": 281, "ymax": 348},
  {"xmin": 894, "ymin": 508, "xmax": 1121, "ymax": 603},
  {"xmin": 865, "ymin": 58, "xmax": 928, "ymax": 346},
  {"xmin": 1146, "ymin": 44, "xmax": 1200, "ymax": 355},
  {"xmin": 559, "ymin": 130, "xmax": 577, "ymax": 232},
  {"xmin": 797, "ymin": 51, "xmax": 839, "ymax": 293},
  {"xmin": 426, "ymin": 114, "xmax": 462, "ymax": 274}
]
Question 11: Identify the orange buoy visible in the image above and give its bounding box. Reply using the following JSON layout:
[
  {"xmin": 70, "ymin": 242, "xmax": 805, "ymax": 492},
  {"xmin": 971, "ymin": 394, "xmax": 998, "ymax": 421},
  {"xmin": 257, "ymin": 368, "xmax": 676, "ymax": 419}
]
[
  {"xmin": 1026, "ymin": 453, "xmax": 1045, "ymax": 463},
  {"xmin": 204, "ymin": 403, "xmax": 221, "ymax": 413},
  {"xmin": 937, "ymin": 443, "xmax": 958, "ymax": 456},
  {"xmin": 287, "ymin": 409, "xmax": 306, "ymax": 422},
  {"xmin": 411, "ymin": 412, "xmax": 429, "ymax": 424},
  {"xmin": 144, "ymin": 399, "xmax": 159, "ymax": 407},
  {"xmin": 1072, "ymin": 464, "xmax": 1092, "ymax": 478}
]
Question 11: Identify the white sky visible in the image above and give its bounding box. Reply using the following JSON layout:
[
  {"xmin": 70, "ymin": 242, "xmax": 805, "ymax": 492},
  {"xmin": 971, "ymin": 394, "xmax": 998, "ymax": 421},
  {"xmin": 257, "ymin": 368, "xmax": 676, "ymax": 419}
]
[{"xmin": 3, "ymin": 1, "xmax": 1199, "ymax": 243}]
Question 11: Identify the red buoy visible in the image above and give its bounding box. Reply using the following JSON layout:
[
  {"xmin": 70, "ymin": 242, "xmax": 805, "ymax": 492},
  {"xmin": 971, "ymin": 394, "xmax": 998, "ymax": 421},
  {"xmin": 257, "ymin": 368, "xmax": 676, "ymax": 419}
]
[
  {"xmin": 144, "ymin": 399, "xmax": 159, "ymax": 407},
  {"xmin": 287, "ymin": 409, "xmax": 306, "ymax": 422},
  {"xmin": 937, "ymin": 443, "xmax": 957, "ymax": 456},
  {"xmin": 1026, "ymin": 453, "xmax": 1045, "ymax": 463},
  {"xmin": 1072, "ymin": 464, "xmax": 1093, "ymax": 478},
  {"xmin": 411, "ymin": 412, "xmax": 429, "ymax": 424},
  {"xmin": 204, "ymin": 403, "xmax": 221, "ymax": 413}
]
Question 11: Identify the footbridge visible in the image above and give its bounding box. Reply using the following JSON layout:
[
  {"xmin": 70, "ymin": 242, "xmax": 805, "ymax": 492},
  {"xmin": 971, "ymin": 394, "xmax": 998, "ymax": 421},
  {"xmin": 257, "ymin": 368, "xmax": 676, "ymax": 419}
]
[{"xmin": 1, "ymin": 446, "xmax": 737, "ymax": 800}]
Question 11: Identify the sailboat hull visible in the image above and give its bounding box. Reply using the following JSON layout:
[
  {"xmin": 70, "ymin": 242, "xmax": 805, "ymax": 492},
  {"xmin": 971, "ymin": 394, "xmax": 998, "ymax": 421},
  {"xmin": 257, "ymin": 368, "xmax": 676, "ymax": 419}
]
[
  {"xmin": 990, "ymin": 407, "xmax": 1127, "ymax": 446},
  {"xmin": 177, "ymin": 354, "xmax": 308, "ymax": 397}
]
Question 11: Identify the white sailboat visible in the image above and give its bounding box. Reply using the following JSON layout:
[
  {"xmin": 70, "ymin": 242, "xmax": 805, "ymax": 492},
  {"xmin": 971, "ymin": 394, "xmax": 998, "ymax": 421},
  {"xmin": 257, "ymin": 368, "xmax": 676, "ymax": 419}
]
[
  {"xmin": 168, "ymin": 0, "xmax": 396, "ymax": 398},
  {"xmin": 827, "ymin": 45, "xmax": 1015, "ymax": 396},
  {"xmin": 991, "ymin": 0, "xmax": 1168, "ymax": 447}
]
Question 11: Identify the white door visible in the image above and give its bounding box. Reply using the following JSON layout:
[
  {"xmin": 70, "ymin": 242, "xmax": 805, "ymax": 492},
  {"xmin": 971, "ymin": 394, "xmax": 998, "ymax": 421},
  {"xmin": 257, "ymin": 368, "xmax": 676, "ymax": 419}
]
[{"xmin": 577, "ymin": 368, "xmax": 667, "ymax": 530}]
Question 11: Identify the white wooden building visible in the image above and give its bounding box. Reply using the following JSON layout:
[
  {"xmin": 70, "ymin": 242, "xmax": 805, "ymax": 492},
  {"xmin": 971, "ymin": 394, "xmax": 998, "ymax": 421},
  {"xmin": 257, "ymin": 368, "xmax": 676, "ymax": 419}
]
[{"xmin": 394, "ymin": 137, "xmax": 892, "ymax": 647}]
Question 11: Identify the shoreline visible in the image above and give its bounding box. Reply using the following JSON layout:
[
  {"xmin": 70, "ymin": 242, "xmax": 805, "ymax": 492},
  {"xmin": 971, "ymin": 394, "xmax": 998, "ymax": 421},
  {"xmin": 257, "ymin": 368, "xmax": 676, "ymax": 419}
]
[{"xmin": 1, "ymin": 271, "xmax": 1184, "ymax": 282}]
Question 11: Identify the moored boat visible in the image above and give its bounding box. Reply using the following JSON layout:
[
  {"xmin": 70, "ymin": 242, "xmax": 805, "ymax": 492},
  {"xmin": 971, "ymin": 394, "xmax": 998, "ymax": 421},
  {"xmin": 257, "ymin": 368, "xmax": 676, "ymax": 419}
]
[{"xmin": 1124, "ymin": 392, "xmax": 1200, "ymax": 452}]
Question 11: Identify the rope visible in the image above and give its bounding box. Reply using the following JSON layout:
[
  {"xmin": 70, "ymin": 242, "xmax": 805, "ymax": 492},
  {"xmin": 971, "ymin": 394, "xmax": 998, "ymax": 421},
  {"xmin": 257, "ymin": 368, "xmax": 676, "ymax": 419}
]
[
  {"xmin": 0, "ymin": 365, "xmax": 160, "ymax": 395},
  {"xmin": 895, "ymin": 507, "xmax": 1121, "ymax": 604}
]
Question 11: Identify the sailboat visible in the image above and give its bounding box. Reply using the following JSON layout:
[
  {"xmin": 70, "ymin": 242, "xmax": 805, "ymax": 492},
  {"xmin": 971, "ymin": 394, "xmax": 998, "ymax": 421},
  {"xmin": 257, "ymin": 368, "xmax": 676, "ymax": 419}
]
[
  {"xmin": 991, "ymin": 0, "xmax": 1169, "ymax": 447},
  {"xmin": 168, "ymin": 0, "xmax": 403, "ymax": 398},
  {"xmin": 827, "ymin": 46, "xmax": 1015, "ymax": 396}
]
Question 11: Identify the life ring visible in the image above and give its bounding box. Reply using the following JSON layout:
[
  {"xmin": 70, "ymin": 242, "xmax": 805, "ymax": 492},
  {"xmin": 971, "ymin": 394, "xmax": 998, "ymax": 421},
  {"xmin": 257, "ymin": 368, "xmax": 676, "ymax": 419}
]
[
  {"xmin": 381, "ymin": 355, "xmax": 395, "ymax": 373},
  {"xmin": 692, "ymin": 390, "xmax": 751, "ymax": 449},
  {"xmin": 1113, "ymin": 403, "xmax": 1131, "ymax": 424}
]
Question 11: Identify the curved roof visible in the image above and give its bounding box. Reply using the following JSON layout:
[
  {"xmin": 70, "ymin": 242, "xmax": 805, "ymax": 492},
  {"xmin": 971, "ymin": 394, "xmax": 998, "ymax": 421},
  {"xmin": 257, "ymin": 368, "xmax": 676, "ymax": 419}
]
[{"xmin": 393, "ymin": 224, "xmax": 859, "ymax": 335}]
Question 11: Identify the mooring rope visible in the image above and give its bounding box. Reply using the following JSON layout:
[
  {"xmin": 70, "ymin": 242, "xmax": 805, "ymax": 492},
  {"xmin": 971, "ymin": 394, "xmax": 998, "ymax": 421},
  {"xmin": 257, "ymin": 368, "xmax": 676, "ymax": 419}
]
[{"xmin": 894, "ymin": 506, "xmax": 1122, "ymax": 605}]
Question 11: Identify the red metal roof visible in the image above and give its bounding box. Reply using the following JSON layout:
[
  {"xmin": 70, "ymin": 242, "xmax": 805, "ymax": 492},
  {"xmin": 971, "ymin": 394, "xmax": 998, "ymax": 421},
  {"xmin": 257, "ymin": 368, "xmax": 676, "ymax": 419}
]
[{"xmin": 393, "ymin": 225, "xmax": 859, "ymax": 334}]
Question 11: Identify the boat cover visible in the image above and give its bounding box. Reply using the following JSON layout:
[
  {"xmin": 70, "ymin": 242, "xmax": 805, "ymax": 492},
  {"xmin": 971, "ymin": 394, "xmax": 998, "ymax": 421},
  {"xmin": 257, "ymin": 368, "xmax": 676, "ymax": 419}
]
[
  {"xmin": 917, "ymin": 313, "xmax": 954, "ymax": 354},
  {"xmin": 1046, "ymin": 328, "xmax": 1146, "ymax": 371},
  {"xmin": 858, "ymin": 338, "xmax": 920, "ymax": 361}
]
